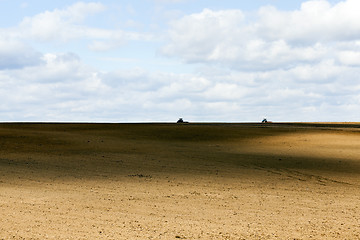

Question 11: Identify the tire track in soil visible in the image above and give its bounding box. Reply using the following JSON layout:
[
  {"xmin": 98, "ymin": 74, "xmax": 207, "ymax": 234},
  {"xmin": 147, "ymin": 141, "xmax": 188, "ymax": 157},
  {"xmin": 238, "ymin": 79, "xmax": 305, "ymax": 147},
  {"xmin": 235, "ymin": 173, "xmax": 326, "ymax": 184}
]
[{"xmin": 251, "ymin": 164, "xmax": 354, "ymax": 186}]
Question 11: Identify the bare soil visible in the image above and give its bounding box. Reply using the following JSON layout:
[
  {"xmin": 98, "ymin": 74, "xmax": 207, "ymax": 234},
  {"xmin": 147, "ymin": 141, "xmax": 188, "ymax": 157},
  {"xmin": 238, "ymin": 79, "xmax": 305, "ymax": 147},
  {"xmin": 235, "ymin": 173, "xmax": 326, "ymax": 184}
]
[{"xmin": 1, "ymin": 123, "xmax": 360, "ymax": 239}]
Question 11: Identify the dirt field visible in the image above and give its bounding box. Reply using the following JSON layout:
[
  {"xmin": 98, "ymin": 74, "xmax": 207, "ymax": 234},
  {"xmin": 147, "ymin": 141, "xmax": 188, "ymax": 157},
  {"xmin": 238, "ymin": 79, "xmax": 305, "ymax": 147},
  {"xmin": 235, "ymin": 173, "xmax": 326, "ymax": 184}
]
[{"xmin": 1, "ymin": 123, "xmax": 360, "ymax": 239}]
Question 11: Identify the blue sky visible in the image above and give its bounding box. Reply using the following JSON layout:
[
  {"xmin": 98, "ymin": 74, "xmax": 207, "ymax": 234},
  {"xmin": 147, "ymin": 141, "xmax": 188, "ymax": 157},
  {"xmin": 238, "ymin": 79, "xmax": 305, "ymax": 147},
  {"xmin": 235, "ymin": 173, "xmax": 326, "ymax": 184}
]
[{"xmin": 0, "ymin": 0, "xmax": 359, "ymax": 122}]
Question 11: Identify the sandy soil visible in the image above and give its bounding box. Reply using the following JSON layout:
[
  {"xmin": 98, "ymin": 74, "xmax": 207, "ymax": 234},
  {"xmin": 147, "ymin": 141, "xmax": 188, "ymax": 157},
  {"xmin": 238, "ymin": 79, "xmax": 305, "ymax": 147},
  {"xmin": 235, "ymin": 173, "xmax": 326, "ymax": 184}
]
[{"xmin": 1, "ymin": 123, "xmax": 360, "ymax": 239}]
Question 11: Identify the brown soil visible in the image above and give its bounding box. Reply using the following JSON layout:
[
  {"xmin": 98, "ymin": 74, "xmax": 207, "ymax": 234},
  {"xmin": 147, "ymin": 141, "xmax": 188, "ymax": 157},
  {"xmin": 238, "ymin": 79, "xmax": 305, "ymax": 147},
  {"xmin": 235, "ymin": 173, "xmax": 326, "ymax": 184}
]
[{"xmin": 1, "ymin": 123, "xmax": 360, "ymax": 239}]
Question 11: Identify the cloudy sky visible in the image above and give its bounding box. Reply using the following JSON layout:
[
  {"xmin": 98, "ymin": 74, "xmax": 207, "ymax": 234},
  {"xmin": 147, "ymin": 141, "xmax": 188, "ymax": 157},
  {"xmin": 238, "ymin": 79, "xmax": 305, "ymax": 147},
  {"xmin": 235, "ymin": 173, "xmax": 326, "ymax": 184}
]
[{"xmin": 1, "ymin": 0, "xmax": 359, "ymax": 122}]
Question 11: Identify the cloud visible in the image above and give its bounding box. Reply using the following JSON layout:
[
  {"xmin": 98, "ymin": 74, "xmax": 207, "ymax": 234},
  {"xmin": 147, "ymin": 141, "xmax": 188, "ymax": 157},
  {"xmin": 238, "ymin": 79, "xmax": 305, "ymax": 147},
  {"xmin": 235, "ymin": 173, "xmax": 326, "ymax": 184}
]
[
  {"xmin": 2, "ymin": 50, "xmax": 360, "ymax": 122},
  {"xmin": 13, "ymin": 52, "xmax": 86, "ymax": 83},
  {"xmin": 162, "ymin": 0, "xmax": 360, "ymax": 71},
  {"xmin": 0, "ymin": 39, "xmax": 43, "ymax": 69},
  {"xmin": 1, "ymin": 1, "xmax": 153, "ymax": 51},
  {"xmin": 0, "ymin": 51, "xmax": 111, "ymax": 121},
  {"xmin": 162, "ymin": 9, "xmax": 246, "ymax": 63},
  {"xmin": 18, "ymin": 2, "xmax": 106, "ymax": 41},
  {"xmin": 338, "ymin": 50, "xmax": 360, "ymax": 66},
  {"xmin": 257, "ymin": 0, "xmax": 360, "ymax": 43}
]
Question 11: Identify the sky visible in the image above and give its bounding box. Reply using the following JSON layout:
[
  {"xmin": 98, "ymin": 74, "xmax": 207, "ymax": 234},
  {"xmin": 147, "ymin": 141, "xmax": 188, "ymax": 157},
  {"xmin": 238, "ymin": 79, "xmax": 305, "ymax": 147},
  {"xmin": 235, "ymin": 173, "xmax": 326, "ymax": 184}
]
[{"xmin": 1, "ymin": 0, "xmax": 360, "ymax": 122}]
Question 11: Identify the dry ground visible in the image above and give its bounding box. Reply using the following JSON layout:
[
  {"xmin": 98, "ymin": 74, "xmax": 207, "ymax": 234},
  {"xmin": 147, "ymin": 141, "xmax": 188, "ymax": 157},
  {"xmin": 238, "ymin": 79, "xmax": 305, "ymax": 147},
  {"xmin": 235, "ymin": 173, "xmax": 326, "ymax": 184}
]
[{"xmin": 1, "ymin": 123, "xmax": 360, "ymax": 239}]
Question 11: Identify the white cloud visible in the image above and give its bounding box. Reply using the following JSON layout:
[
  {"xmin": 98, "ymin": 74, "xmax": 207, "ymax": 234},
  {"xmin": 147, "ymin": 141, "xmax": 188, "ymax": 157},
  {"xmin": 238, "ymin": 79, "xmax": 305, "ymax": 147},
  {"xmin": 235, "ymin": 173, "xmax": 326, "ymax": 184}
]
[
  {"xmin": 0, "ymin": 2, "xmax": 153, "ymax": 52},
  {"xmin": 162, "ymin": 0, "xmax": 360, "ymax": 71},
  {"xmin": 18, "ymin": 2, "xmax": 106, "ymax": 41},
  {"xmin": 0, "ymin": 38, "xmax": 43, "ymax": 69},
  {"xmin": 2, "ymin": 49, "xmax": 360, "ymax": 122},
  {"xmin": 288, "ymin": 60, "xmax": 344, "ymax": 82},
  {"xmin": 338, "ymin": 50, "xmax": 360, "ymax": 66},
  {"xmin": 7, "ymin": 52, "xmax": 89, "ymax": 83},
  {"xmin": 258, "ymin": 0, "xmax": 360, "ymax": 43},
  {"xmin": 162, "ymin": 9, "xmax": 246, "ymax": 63}
]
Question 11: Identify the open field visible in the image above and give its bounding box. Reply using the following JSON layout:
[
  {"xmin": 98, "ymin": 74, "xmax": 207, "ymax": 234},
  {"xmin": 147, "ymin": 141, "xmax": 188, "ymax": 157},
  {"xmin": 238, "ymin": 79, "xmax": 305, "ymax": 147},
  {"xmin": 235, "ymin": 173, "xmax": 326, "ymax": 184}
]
[{"xmin": 1, "ymin": 123, "xmax": 360, "ymax": 239}]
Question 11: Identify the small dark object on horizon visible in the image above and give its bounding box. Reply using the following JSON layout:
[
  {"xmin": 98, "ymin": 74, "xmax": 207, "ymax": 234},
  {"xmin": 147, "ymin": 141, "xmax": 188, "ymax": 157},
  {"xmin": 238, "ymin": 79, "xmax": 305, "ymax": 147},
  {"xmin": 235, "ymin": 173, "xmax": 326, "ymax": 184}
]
[
  {"xmin": 177, "ymin": 118, "xmax": 189, "ymax": 124},
  {"xmin": 262, "ymin": 118, "xmax": 273, "ymax": 124}
]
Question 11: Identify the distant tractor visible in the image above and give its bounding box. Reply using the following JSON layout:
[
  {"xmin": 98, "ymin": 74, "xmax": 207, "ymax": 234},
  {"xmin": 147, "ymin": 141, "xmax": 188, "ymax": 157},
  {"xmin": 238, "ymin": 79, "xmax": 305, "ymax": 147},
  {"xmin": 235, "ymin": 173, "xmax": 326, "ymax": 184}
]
[
  {"xmin": 177, "ymin": 118, "xmax": 189, "ymax": 124},
  {"xmin": 261, "ymin": 118, "xmax": 272, "ymax": 124}
]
